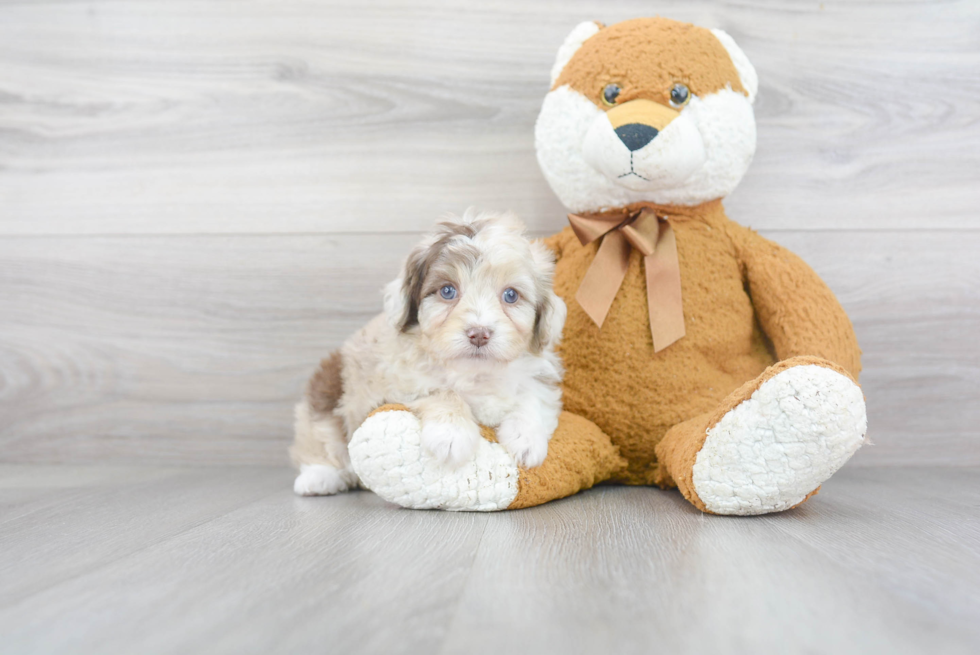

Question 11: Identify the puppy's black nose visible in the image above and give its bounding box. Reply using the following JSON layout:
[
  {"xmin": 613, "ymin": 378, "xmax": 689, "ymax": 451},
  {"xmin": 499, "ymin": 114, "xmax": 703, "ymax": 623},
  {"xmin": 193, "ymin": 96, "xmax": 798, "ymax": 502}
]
[
  {"xmin": 466, "ymin": 327, "xmax": 491, "ymax": 347},
  {"xmin": 615, "ymin": 123, "xmax": 659, "ymax": 151}
]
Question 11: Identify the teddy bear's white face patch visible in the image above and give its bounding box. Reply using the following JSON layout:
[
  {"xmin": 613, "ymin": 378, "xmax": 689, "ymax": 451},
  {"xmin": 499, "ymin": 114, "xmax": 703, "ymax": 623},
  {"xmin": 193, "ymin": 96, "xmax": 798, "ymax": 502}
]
[
  {"xmin": 536, "ymin": 85, "xmax": 756, "ymax": 212},
  {"xmin": 581, "ymin": 101, "xmax": 707, "ymax": 191}
]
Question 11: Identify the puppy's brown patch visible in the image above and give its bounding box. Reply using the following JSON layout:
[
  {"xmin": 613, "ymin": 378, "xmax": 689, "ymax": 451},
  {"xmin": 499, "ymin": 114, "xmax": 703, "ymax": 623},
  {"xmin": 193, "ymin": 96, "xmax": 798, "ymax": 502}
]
[
  {"xmin": 399, "ymin": 222, "xmax": 484, "ymax": 331},
  {"xmin": 530, "ymin": 295, "xmax": 555, "ymax": 355},
  {"xmin": 436, "ymin": 220, "xmax": 477, "ymax": 240},
  {"xmin": 554, "ymin": 17, "xmax": 745, "ymax": 107},
  {"xmin": 307, "ymin": 350, "xmax": 343, "ymax": 415}
]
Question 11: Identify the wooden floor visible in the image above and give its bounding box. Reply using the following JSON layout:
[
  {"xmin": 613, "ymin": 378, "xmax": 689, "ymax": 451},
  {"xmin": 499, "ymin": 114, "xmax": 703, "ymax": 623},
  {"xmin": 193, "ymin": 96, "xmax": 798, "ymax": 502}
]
[{"xmin": 1, "ymin": 465, "xmax": 977, "ymax": 655}]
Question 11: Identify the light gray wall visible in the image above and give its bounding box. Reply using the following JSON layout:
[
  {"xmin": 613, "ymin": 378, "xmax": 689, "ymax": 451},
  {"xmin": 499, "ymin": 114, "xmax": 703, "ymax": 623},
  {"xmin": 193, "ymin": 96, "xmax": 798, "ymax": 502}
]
[{"xmin": 1, "ymin": 0, "xmax": 977, "ymax": 466}]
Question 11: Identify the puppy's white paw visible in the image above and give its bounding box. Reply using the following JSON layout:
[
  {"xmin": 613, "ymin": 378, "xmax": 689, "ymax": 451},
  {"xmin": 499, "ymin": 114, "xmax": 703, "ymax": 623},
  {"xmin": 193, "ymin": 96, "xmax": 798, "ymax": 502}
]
[
  {"xmin": 496, "ymin": 417, "xmax": 550, "ymax": 468},
  {"xmin": 293, "ymin": 464, "xmax": 350, "ymax": 496},
  {"xmin": 421, "ymin": 420, "xmax": 482, "ymax": 467}
]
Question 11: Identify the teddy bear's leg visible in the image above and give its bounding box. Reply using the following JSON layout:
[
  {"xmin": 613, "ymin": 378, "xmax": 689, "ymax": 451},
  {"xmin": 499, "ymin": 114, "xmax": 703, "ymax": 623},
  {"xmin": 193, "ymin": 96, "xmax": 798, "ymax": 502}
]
[
  {"xmin": 348, "ymin": 405, "xmax": 625, "ymax": 511},
  {"xmin": 655, "ymin": 356, "xmax": 867, "ymax": 515}
]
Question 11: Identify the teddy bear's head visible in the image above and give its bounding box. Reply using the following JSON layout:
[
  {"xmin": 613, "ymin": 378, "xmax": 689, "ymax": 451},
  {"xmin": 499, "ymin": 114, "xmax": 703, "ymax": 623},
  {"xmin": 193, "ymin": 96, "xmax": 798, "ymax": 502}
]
[{"xmin": 535, "ymin": 17, "xmax": 758, "ymax": 213}]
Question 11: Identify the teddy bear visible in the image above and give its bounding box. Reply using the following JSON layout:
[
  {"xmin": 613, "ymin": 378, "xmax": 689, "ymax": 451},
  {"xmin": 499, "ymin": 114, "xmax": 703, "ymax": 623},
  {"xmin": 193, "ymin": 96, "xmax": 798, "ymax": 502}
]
[{"xmin": 345, "ymin": 16, "xmax": 868, "ymax": 515}]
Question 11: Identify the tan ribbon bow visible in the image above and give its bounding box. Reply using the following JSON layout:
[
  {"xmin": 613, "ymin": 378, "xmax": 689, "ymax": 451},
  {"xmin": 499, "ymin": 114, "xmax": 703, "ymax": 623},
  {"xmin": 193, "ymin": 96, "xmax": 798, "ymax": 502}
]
[{"xmin": 567, "ymin": 207, "xmax": 685, "ymax": 353}]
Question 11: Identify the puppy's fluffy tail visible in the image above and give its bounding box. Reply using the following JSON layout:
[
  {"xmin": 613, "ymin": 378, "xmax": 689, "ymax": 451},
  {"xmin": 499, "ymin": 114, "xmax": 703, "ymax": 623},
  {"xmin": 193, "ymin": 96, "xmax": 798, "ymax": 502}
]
[
  {"xmin": 289, "ymin": 351, "xmax": 350, "ymax": 471},
  {"xmin": 306, "ymin": 350, "xmax": 344, "ymax": 414}
]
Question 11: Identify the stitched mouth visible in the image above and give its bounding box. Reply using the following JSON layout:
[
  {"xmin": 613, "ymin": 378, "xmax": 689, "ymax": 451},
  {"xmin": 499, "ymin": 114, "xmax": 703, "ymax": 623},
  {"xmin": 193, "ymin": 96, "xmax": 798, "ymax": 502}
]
[{"xmin": 616, "ymin": 153, "xmax": 651, "ymax": 181}]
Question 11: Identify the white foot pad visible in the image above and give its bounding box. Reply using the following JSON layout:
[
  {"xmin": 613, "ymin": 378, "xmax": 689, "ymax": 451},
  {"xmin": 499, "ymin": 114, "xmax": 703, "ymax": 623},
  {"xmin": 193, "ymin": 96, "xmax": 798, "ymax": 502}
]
[
  {"xmin": 294, "ymin": 463, "xmax": 354, "ymax": 496},
  {"xmin": 348, "ymin": 410, "xmax": 519, "ymax": 511},
  {"xmin": 692, "ymin": 365, "xmax": 867, "ymax": 515}
]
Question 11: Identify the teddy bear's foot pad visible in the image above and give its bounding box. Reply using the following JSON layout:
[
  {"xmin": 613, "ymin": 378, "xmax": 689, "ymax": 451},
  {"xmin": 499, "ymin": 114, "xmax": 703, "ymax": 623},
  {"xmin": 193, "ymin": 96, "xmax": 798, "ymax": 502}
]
[
  {"xmin": 692, "ymin": 364, "xmax": 867, "ymax": 515},
  {"xmin": 348, "ymin": 410, "xmax": 520, "ymax": 511}
]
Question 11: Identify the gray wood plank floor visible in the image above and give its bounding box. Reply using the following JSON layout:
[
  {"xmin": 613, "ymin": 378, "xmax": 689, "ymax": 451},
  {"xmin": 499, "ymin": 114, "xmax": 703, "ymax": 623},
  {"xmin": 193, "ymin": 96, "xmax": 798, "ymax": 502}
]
[{"xmin": 1, "ymin": 464, "xmax": 978, "ymax": 655}]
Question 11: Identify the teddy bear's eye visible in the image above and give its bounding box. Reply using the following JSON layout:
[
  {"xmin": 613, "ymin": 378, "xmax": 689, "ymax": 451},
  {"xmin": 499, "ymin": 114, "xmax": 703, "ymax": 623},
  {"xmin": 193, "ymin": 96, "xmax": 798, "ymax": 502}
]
[
  {"xmin": 669, "ymin": 83, "xmax": 691, "ymax": 108},
  {"xmin": 601, "ymin": 83, "xmax": 621, "ymax": 106},
  {"xmin": 439, "ymin": 284, "xmax": 457, "ymax": 300}
]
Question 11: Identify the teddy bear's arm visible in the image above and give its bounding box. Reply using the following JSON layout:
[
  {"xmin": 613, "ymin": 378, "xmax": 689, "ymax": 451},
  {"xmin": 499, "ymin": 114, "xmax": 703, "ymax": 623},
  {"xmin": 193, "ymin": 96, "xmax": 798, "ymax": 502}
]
[{"xmin": 734, "ymin": 227, "xmax": 862, "ymax": 379}]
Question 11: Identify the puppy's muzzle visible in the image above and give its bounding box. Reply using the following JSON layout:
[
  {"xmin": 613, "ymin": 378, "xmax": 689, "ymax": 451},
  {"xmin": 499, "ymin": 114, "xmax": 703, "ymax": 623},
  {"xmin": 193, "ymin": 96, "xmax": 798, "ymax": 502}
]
[
  {"xmin": 607, "ymin": 99, "xmax": 680, "ymax": 151},
  {"xmin": 466, "ymin": 326, "xmax": 492, "ymax": 347}
]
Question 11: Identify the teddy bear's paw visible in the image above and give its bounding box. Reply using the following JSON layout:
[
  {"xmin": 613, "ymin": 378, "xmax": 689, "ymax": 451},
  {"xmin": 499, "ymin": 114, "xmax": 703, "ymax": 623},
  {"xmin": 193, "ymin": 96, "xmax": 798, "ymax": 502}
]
[
  {"xmin": 293, "ymin": 463, "xmax": 357, "ymax": 496},
  {"xmin": 496, "ymin": 417, "xmax": 550, "ymax": 469},
  {"xmin": 692, "ymin": 364, "xmax": 867, "ymax": 516},
  {"xmin": 420, "ymin": 419, "xmax": 482, "ymax": 468},
  {"xmin": 347, "ymin": 409, "xmax": 520, "ymax": 511}
]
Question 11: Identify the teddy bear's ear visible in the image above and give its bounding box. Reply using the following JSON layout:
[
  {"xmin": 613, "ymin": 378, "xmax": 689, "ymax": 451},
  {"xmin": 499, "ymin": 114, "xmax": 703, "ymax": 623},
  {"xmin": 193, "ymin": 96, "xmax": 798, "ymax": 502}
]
[
  {"xmin": 710, "ymin": 29, "xmax": 759, "ymax": 104},
  {"xmin": 549, "ymin": 21, "xmax": 603, "ymax": 87}
]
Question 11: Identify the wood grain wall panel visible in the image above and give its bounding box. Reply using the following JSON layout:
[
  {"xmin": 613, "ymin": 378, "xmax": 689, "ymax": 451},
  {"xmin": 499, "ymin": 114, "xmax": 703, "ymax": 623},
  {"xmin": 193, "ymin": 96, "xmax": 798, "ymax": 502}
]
[
  {"xmin": 1, "ymin": 1, "xmax": 977, "ymax": 467},
  {"xmin": 0, "ymin": 1, "xmax": 977, "ymax": 235},
  {"xmin": 1, "ymin": 230, "xmax": 976, "ymax": 466},
  {"xmin": 0, "ymin": 234, "xmax": 410, "ymax": 465}
]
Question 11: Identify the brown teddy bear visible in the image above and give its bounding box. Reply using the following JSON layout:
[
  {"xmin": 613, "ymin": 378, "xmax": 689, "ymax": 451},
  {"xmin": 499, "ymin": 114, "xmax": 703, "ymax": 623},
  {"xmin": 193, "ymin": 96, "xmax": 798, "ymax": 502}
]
[{"xmin": 344, "ymin": 17, "xmax": 867, "ymax": 515}]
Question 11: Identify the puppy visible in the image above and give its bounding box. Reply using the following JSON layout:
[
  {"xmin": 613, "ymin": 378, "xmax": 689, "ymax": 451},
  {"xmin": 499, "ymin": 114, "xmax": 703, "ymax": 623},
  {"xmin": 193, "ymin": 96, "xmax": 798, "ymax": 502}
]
[{"xmin": 290, "ymin": 210, "xmax": 567, "ymax": 496}]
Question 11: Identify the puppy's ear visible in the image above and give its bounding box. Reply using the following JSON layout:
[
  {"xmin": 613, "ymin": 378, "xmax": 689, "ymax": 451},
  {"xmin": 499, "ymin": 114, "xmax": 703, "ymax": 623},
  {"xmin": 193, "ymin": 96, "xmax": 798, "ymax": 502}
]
[
  {"xmin": 529, "ymin": 241, "xmax": 567, "ymax": 352},
  {"xmin": 382, "ymin": 277, "xmax": 408, "ymax": 329},
  {"xmin": 386, "ymin": 239, "xmax": 437, "ymax": 331},
  {"xmin": 531, "ymin": 293, "xmax": 567, "ymax": 354}
]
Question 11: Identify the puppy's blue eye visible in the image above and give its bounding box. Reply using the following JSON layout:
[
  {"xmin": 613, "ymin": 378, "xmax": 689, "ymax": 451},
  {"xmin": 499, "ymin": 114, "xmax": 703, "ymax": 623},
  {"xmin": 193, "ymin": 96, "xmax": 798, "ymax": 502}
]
[
  {"xmin": 502, "ymin": 288, "xmax": 519, "ymax": 304},
  {"xmin": 439, "ymin": 285, "xmax": 457, "ymax": 300}
]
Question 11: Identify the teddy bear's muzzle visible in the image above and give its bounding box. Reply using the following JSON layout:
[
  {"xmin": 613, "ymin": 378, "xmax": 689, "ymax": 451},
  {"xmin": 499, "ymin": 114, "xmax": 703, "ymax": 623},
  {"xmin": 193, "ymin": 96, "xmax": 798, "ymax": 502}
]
[{"xmin": 606, "ymin": 98, "xmax": 679, "ymax": 143}]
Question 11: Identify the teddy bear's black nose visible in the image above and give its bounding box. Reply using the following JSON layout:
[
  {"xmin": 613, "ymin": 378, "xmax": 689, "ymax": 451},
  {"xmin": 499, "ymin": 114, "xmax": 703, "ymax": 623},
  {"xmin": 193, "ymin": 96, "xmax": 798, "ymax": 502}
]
[{"xmin": 615, "ymin": 123, "xmax": 659, "ymax": 151}]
